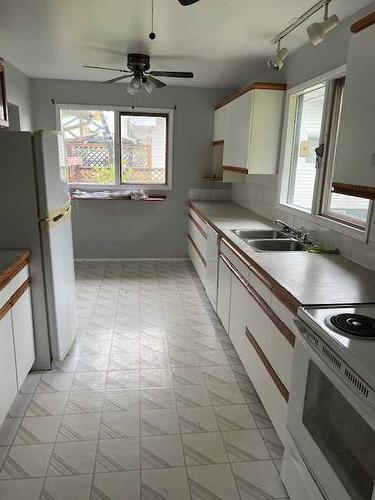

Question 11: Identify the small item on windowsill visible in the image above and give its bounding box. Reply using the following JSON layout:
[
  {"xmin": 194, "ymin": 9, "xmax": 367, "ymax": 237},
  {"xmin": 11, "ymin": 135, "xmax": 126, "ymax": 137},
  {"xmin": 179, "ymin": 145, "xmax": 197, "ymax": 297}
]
[
  {"xmin": 71, "ymin": 189, "xmax": 149, "ymax": 200},
  {"xmin": 307, "ymin": 246, "xmax": 340, "ymax": 255}
]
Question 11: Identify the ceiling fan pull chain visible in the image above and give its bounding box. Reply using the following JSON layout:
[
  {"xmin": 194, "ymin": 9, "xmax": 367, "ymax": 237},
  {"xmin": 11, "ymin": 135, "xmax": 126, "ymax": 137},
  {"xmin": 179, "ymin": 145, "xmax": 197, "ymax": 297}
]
[{"xmin": 149, "ymin": 0, "xmax": 156, "ymax": 40}]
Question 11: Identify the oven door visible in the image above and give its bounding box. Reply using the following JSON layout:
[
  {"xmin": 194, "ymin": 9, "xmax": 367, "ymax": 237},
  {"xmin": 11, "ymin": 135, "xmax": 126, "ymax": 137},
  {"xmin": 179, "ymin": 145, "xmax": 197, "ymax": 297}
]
[{"xmin": 288, "ymin": 325, "xmax": 375, "ymax": 500}]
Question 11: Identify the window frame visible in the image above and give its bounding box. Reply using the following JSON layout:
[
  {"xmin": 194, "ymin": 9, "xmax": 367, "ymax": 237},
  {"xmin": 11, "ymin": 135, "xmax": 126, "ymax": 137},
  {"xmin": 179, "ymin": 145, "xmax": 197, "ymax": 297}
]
[
  {"xmin": 277, "ymin": 66, "xmax": 373, "ymax": 242},
  {"xmin": 56, "ymin": 104, "xmax": 174, "ymax": 191}
]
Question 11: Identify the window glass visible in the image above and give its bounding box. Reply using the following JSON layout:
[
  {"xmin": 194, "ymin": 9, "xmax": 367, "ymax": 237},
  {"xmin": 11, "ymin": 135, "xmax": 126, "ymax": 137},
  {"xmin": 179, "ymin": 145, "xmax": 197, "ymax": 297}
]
[
  {"xmin": 120, "ymin": 113, "xmax": 167, "ymax": 185},
  {"xmin": 61, "ymin": 109, "xmax": 115, "ymax": 185},
  {"xmin": 287, "ymin": 84, "xmax": 326, "ymax": 211}
]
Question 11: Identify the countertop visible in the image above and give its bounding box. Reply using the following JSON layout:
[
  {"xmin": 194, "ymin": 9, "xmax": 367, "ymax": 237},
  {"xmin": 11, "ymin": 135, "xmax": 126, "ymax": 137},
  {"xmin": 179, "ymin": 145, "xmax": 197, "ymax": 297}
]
[
  {"xmin": 0, "ymin": 250, "xmax": 30, "ymax": 291},
  {"xmin": 190, "ymin": 200, "xmax": 375, "ymax": 308}
]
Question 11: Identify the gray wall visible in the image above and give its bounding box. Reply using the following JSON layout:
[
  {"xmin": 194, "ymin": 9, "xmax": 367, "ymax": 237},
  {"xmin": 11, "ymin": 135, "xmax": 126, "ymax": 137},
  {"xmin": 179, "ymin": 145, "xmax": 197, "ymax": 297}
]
[
  {"xmin": 31, "ymin": 80, "xmax": 229, "ymax": 258},
  {"xmin": 4, "ymin": 60, "xmax": 32, "ymax": 131}
]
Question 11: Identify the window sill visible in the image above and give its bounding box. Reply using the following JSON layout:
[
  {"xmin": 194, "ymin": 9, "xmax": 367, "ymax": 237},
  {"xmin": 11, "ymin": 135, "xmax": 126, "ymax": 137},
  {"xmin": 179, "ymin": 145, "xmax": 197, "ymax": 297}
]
[
  {"xmin": 276, "ymin": 203, "xmax": 369, "ymax": 243},
  {"xmin": 71, "ymin": 194, "xmax": 166, "ymax": 202}
]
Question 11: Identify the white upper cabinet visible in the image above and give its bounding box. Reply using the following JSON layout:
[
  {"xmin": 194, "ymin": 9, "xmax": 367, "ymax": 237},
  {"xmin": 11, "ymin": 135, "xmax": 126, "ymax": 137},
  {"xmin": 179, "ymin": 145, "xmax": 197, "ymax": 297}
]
[
  {"xmin": 333, "ymin": 17, "xmax": 375, "ymax": 196},
  {"xmin": 213, "ymin": 83, "xmax": 286, "ymax": 182}
]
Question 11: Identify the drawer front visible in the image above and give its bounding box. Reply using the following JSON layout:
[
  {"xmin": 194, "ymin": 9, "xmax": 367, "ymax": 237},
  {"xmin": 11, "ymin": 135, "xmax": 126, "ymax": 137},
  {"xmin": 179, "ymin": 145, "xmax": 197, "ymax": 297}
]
[
  {"xmin": 189, "ymin": 209, "xmax": 207, "ymax": 235},
  {"xmin": 270, "ymin": 295, "xmax": 297, "ymax": 334},
  {"xmin": 188, "ymin": 218, "xmax": 207, "ymax": 260},
  {"xmin": 237, "ymin": 328, "xmax": 288, "ymax": 444},
  {"xmin": 0, "ymin": 265, "xmax": 29, "ymax": 310},
  {"xmin": 221, "ymin": 240, "xmax": 272, "ymax": 305},
  {"xmin": 248, "ymin": 293, "xmax": 294, "ymax": 389},
  {"xmin": 188, "ymin": 239, "xmax": 206, "ymax": 287}
]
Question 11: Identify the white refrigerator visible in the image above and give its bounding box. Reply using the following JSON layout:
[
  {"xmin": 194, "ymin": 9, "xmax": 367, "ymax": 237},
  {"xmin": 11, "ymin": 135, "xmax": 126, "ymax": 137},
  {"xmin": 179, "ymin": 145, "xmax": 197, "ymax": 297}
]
[{"xmin": 0, "ymin": 130, "xmax": 77, "ymax": 369}]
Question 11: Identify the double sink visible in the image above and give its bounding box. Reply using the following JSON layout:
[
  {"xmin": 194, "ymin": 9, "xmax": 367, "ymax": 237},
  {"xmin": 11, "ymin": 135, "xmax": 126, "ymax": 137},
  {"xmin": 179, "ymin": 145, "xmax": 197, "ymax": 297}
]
[{"xmin": 232, "ymin": 229, "xmax": 306, "ymax": 252}]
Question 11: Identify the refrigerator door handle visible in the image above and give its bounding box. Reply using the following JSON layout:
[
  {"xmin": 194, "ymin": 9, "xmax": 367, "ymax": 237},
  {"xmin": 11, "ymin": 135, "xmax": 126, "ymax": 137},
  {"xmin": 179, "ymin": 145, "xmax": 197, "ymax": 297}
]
[{"xmin": 41, "ymin": 205, "xmax": 71, "ymax": 227}]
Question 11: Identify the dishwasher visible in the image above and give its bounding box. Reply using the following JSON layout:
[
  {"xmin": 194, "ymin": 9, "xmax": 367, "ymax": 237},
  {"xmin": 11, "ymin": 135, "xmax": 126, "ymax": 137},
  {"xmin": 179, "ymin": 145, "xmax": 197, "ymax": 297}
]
[{"xmin": 205, "ymin": 225, "xmax": 219, "ymax": 311}]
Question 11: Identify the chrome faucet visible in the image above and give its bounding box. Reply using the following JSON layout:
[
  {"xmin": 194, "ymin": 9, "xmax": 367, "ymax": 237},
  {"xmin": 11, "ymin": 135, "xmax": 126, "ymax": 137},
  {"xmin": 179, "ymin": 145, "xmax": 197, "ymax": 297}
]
[{"xmin": 274, "ymin": 220, "xmax": 297, "ymax": 235}]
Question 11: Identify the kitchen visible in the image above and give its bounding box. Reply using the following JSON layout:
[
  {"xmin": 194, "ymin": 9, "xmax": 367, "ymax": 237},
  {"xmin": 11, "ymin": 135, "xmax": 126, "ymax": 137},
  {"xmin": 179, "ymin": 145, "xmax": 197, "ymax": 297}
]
[{"xmin": 0, "ymin": 0, "xmax": 374, "ymax": 499}]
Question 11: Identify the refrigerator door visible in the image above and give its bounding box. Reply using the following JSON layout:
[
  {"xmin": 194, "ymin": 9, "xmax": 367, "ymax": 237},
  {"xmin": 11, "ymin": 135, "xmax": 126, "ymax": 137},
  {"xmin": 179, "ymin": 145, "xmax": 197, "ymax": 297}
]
[
  {"xmin": 33, "ymin": 130, "xmax": 70, "ymax": 220},
  {"xmin": 40, "ymin": 206, "xmax": 77, "ymax": 360}
]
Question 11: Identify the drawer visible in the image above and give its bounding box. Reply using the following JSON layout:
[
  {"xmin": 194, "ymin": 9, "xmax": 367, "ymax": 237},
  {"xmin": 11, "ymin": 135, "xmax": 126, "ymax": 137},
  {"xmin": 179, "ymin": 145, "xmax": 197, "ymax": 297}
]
[
  {"xmin": 188, "ymin": 218, "xmax": 207, "ymax": 260},
  {"xmin": 189, "ymin": 209, "xmax": 207, "ymax": 233},
  {"xmin": 270, "ymin": 295, "xmax": 298, "ymax": 334},
  {"xmin": 188, "ymin": 238, "xmax": 206, "ymax": 287},
  {"xmin": 0, "ymin": 264, "xmax": 29, "ymax": 310},
  {"xmin": 237, "ymin": 327, "xmax": 288, "ymax": 444},
  {"xmin": 221, "ymin": 240, "xmax": 272, "ymax": 305}
]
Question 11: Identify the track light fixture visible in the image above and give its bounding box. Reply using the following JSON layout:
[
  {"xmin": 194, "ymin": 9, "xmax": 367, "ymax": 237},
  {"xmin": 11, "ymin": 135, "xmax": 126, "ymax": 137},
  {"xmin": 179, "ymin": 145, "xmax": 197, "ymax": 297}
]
[
  {"xmin": 268, "ymin": 0, "xmax": 339, "ymax": 71},
  {"xmin": 267, "ymin": 42, "xmax": 289, "ymax": 72},
  {"xmin": 307, "ymin": 2, "xmax": 339, "ymax": 46}
]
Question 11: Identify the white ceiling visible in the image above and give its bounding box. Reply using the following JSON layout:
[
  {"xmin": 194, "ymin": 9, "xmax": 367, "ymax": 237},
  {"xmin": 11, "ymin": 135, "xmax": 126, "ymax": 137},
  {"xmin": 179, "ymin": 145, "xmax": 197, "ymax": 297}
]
[{"xmin": 0, "ymin": 0, "xmax": 371, "ymax": 88}]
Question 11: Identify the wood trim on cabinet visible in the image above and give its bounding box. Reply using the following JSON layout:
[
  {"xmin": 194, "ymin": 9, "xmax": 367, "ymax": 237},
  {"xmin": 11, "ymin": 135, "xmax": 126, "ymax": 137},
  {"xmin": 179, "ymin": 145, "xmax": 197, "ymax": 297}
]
[
  {"xmin": 223, "ymin": 166, "xmax": 248, "ymax": 174},
  {"xmin": 351, "ymin": 12, "xmax": 375, "ymax": 33},
  {"xmin": 245, "ymin": 327, "xmax": 289, "ymax": 402},
  {"xmin": 189, "ymin": 214, "xmax": 207, "ymax": 239},
  {"xmin": 0, "ymin": 251, "xmax": 30, "ymax": 292},
  {"xmin": 188, "ymin": 235, "xmax": 206, "ymax": 266},
  {"xmin": 332, "ymin": 182, "xmax": 375, "ymax": 200},
  {"xmin": 215, "ymin": 82, "xmax": 287, "ymax": 110},
  {"xmin": 0, "ymin": 278, "xmax": 31, "ymax": 320},
  {"xmin": 212, "ymin": 140, "xmax": 224, "ymax": 146},
  {"xmin": 220, "ymin": 253, "xmax": 295, "ymax": 347}
]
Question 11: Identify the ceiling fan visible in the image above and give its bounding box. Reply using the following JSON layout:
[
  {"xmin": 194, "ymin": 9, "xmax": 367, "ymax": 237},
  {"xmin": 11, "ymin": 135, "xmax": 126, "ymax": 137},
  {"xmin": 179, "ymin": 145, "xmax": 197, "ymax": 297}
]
[
  {"xmin": 83, "ymin": 53, "xmax": 193, "ymax": 95},
  {"xmin": 177, "ymin": 0, "xmax": 199, "ymax": 4}
]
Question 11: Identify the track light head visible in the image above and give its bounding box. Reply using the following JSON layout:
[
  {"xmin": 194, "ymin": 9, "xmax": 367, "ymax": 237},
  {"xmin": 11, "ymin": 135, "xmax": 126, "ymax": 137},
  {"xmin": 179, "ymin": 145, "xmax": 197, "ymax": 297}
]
[
  {"xmin": 307, "ymin": 14, "xmax": 339, "ymax": 46},
  {"xmin": 267, "ymin": 47, "xmax": 288, "ymax": 72}
]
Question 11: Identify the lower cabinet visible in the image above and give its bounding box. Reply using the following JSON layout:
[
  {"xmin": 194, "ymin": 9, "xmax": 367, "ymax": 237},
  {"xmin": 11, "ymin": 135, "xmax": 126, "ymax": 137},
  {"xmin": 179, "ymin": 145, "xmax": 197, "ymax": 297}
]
[
  {"xmin": 12, "ymin": 286, "xmax": 36, "ymax": 388},
  {"xmin": 217, "ymin": 256, "xmax": 232, "ymax": 332},
  {"xmin": 0, "ymin": 311, "xmax": 18, "ymax": 424},
  {"xmin": 225, "ymin": 255, "xmax": 295, "ymax": 444}
]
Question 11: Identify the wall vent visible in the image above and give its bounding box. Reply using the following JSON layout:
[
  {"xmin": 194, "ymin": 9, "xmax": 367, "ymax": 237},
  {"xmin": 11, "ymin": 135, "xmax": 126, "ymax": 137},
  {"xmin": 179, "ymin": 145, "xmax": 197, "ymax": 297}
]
[
  {"xmin": 321, "ymin": 345, "xmax": 341, "ymax": 371},
  {"xmin": 344, "ymin": 368, "xmax": 369, "ymax": 399}
]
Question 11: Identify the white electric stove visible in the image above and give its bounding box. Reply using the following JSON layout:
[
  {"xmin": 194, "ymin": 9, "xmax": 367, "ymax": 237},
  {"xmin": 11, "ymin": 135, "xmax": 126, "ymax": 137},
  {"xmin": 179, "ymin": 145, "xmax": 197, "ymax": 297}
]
[{"xmin": 281, "ymin": 304, "xmax": 375, "ymax": 500}]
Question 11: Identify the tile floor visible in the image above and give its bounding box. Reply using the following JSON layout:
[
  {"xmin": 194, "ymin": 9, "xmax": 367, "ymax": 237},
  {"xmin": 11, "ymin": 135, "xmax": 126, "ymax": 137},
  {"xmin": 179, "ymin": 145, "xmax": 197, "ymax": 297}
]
[{"xmin": 0, "ymin": 260, "xmax": 289, "ymax": 499}]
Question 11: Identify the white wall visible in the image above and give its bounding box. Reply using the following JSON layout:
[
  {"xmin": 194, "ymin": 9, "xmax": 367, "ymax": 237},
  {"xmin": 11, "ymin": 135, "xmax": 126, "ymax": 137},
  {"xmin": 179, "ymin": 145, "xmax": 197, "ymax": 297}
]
[
  {"xmin": 31, "ymin": 79, "xmax": 231, "ymax": 259},
  {"xmin": 3, "ymin": 60, "xmax": 32, "ymax": 131},
  {"xmin": 231, "ymin": 2, "xmax": 375, "ymax": 271}
]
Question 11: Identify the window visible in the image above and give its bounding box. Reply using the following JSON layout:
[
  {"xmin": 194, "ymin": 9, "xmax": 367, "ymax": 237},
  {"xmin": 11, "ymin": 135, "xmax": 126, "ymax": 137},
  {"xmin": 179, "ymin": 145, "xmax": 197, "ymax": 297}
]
[
  {"xmin": 120, "ymin": 113, "xmax": 168, "ymax": 185},
  {"xmin": 279, "ymin": 70, "xmax": 371, "ymax": 230},
  {"xmin": 59, "ymin": 106, "xmax": 172, "ymax": 189}
]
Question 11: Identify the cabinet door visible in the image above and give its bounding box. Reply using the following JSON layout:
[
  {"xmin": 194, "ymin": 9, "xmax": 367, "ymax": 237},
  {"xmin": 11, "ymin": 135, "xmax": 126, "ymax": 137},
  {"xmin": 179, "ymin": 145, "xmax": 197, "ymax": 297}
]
[
  {"xmin": 222, "ymin": 93, "xmax": 252, "ymax": 170},
  {"xmin": 12, "ymin": 287, "xmax": 35, "ymax": 388},
  {"xmin": 334, "ymin": 23, "xmax": 375, "ymax": 189},
  {"xmin": 217, "ymin": 256, "xmax": 232, "ymax": 333},
  {"xmin": 228, "ymin": 273, "xmax": 249, "ymax": 351},
  {"xmin": 213, "ymin": 106, "xmax": 227, "ymax": 142},
  {"xmin": 0, "ymin": 311, "xmax": 18, "ymax": 424}
]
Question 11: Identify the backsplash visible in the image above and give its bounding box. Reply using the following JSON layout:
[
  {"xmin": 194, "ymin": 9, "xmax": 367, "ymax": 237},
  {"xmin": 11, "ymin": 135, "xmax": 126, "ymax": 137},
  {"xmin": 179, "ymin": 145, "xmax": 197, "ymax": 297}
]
[
  {"xmin": 231, "ymin": 175, "xmax": 375, "ymax": 272},
  {"xmin": 189, "ymin": 186, "xmax": 231, "ymax": 201}
]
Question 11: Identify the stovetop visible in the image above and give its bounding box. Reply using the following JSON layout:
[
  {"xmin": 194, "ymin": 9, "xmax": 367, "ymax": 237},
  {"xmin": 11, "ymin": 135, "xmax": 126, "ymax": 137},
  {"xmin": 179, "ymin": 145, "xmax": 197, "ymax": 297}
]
[{"xmin": 298, "ymin": 304, "xmax": 375, "ymax": 388}]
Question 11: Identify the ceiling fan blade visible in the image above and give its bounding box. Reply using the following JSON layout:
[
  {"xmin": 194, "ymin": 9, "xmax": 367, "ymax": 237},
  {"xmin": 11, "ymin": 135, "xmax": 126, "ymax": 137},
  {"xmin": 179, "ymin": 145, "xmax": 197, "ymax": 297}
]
[
  {"xmin": 102, "ymin": 74, "xmax": 133, "ymax": 84},
  {"xmin": 83, "ymin": 65, "xmax": 130, "ymax": 73},
  {"xmin": 147, "ymin": 76, "xmax": 167, "ymax": 88},
  {"xmin": 177, "ymin": 0, "xmax": 200, "ymax": 5},
  {"xmin": 149, "ymin": 71, "xmax": 193, "ymax": 78}
]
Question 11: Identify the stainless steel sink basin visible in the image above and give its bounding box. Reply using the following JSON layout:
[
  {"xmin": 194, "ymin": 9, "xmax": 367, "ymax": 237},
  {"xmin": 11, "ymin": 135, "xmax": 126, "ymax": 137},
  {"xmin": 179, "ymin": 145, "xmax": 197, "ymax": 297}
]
[
  {"xmin": 249, "ymin": 239, "xmax": 306, "ymax": 252},
  {"xmin": 232, "ymin": 229, "xmax": 288, "ymax": 241}
]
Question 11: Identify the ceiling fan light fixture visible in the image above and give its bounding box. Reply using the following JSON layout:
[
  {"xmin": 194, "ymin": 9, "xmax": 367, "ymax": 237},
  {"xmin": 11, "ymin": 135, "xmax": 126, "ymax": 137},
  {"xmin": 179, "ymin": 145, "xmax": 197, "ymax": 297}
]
[
  {"xmin": 127, "ymin": 77, "xmax": 141, "ymax": 95},
  {"xmin": 307, "ymin": 14, "xmax": 339, "ymax": 46},
  {"xmin": 142, "ymin": 77, "xmax": 157, "ymax": 94},
  {"xmin": 267, "ymin": 47, "xmax": 288, "ymax": 72}
]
